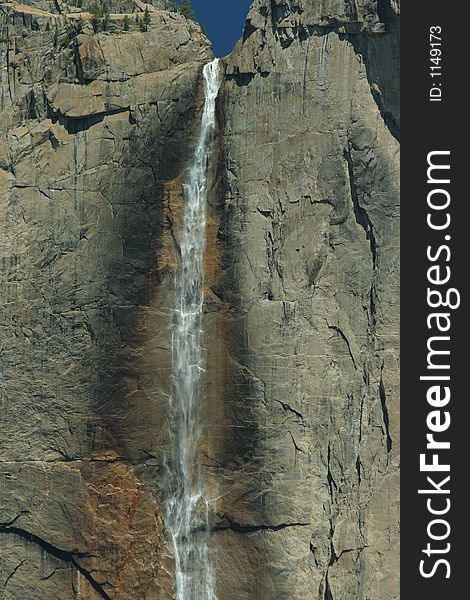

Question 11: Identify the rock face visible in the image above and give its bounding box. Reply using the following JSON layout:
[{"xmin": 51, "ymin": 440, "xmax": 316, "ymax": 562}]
[
  {"xmin": 0, "ymin": 2, "xmax": 211, "ymax": 598},
  {"xmin": 207, "ymin": 2, "xmax": 399, "ymax": 598},
  {"xmin": 0, "ymin": 1, "xmax": 399, "ymax": 599}
]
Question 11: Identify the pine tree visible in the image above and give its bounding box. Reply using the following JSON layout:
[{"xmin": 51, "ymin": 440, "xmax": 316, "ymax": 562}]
[
  {"xmin": 90, "ymin": 1, "xmax": 103, "ymax": 33},
  {"xmin": 180, "ymin": 0, "xmax": 194, "ymax": 20},
  {"xmin": 102, "ymin": 2, "xmax": 110, "ymax": 31},
  {"xmin": 142, "ymin": 6, "xmax": 151, "ymax": 32}
]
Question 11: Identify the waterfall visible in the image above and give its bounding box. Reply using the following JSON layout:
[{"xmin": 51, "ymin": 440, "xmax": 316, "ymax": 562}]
[{"xmin": 164, "ymin": 58, "xmax": 221, "ymax": 600}]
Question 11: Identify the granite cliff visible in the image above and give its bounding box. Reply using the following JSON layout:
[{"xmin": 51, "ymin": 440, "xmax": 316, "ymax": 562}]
[{"xmin": 0, "ymin": 1, "xmax": 399, "ymax": 598}]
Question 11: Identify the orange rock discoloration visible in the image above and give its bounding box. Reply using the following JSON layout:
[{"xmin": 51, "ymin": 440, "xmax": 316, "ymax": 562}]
[
  {"xmin": 157, "ymin": 179, "xmax": 184, "ymax": 275},
  {"xmin": 204, "ymin": 204, "xmax": 222, "ymax": 291},
  {"xmin": 74, "ymin": 454, "xmax": 173, "ymax": 599}
]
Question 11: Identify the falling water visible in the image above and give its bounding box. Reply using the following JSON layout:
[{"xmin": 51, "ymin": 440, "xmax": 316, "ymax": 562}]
[{"xmin": 164, "ymin": 59, "xmax": 221, "ymax": 600}]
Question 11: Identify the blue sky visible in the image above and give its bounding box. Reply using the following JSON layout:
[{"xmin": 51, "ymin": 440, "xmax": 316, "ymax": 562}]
[{"xmin": 188, "ymin": 0, "xmax": 253, "ymax": 57}]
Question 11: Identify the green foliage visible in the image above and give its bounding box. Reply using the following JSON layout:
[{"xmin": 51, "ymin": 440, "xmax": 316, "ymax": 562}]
[
  {"xmin": 123, "ymin": 14, "xmax": 130, "ymax": 31},
  {"xmin": 90, "ymin": 1, "xmax": 103, "ymax": 33},
  {"xmin": 180, "ymin": 0, "xmax": 195, "ymax": 20},
  {"xmin": 102, "ymin": 2, "xmax": 110, "ymax": 31},
  {"xmin": 141, "ymin": 6, "xmax": 151, "ymax": 32},
  {"xmin": 58, "ymin": 32, "xmax": 71, "ymax": 48},
  {"xmin": 53, "ymin": 18, "xmax": 84, "ymax": 48},
  {"xmin": 89, "ymin": 1, "xmax": 110, "ymax": 33},
  {"xmin": 90, "ymin": 1, "xmax": 103, "ymax": 20}
]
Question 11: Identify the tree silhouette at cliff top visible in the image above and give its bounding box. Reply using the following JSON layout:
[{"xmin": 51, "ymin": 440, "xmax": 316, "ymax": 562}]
[{"xmin": 180, "ymin": 0, "xmax": 195, "ymax": 20}]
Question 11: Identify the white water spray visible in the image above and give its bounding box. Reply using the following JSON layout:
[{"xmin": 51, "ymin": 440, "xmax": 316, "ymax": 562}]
[{"xmin": 164, "ymin": 59, "xmax": 221, "ymax": 600}]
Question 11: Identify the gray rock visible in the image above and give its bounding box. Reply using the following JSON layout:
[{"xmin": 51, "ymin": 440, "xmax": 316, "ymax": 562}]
[
  {"xmin": 0, "ymin": 1, "xmax": 399, "ymax": 598},
  {"xmin": 206, "ymin": 1, "xmax": 399, "ymax": 598},
  {"xmin": 1, "ymin": 3, "xmax": 211, "ymax": 598}
]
